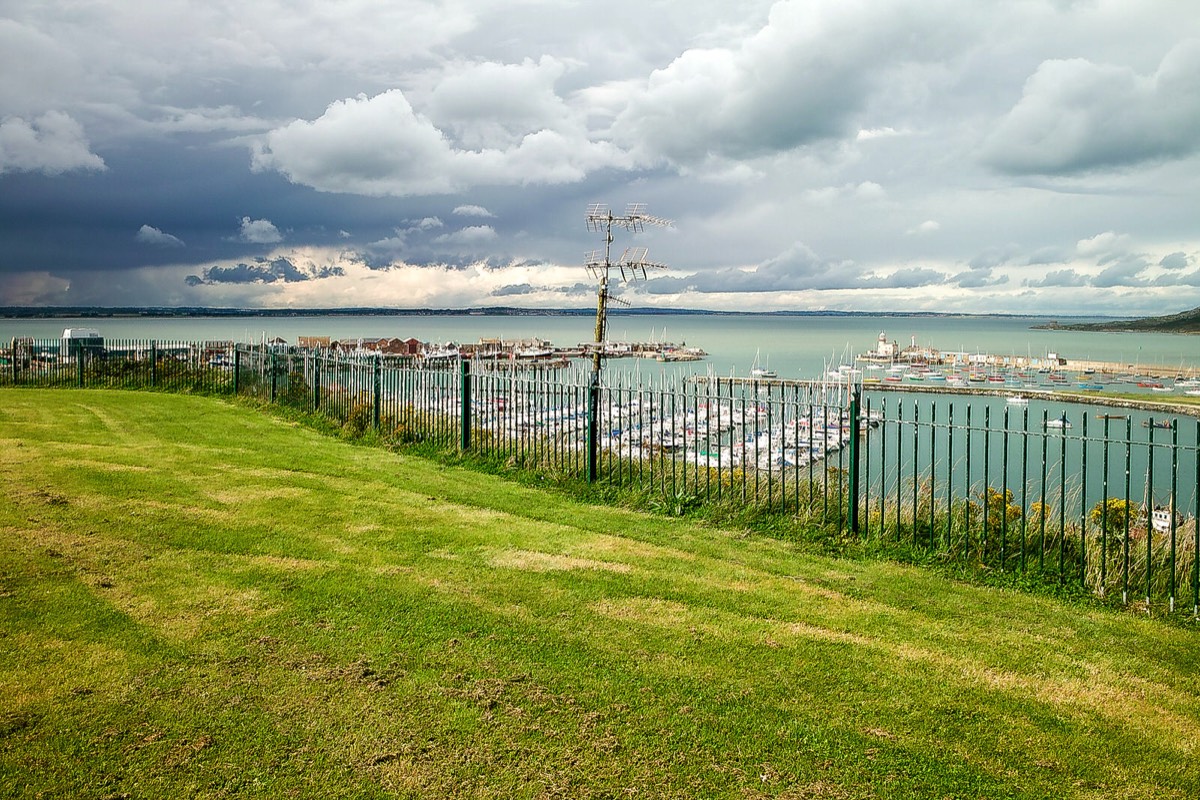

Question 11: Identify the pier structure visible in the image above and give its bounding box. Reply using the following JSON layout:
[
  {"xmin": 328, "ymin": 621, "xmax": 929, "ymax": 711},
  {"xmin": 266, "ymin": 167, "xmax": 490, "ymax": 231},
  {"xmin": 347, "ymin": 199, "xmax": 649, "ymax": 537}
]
[{"xmin": 854, "ymin": 331, "xmax": 1194, "ymax": 379}]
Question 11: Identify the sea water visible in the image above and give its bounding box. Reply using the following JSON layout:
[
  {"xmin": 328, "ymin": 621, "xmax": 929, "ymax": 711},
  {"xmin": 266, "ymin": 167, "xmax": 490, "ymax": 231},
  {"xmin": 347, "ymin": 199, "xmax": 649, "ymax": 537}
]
[{"xmin": 3, "ymin": 312, "xmax": 1198, "ymax": 379}]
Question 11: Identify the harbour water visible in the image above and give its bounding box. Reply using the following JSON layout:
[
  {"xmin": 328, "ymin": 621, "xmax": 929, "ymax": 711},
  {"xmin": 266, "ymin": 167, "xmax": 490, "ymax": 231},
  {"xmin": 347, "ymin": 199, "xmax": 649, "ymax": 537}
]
[{"xmin": 3, "ymin": 312, "xmax": 1198, "ymax": 380}]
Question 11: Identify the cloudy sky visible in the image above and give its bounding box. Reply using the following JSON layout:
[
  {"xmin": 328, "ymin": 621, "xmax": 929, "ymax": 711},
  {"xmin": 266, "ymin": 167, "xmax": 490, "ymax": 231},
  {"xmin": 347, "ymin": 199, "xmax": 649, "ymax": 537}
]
[{"xmin": 3, "ymin": 0, "xmax": 1199, "ymax": 316}]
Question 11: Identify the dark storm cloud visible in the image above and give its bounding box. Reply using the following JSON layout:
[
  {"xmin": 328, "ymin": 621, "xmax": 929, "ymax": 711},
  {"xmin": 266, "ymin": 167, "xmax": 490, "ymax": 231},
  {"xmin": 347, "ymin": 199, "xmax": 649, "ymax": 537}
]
[
  {"xmin": 1160, "ymin": 251, "xmax": 1190, "ymax": 270},
  {"xmin": 3, "ymin": 1, "xmax": 1200, "ymax": 314},
  {"xmin": 558, "ymin": 282, "xmax": 596, "ymax": 298},
  {"xmin": 1092, "ymin": 257, "xmax": 1151, "ymax": 288},
  {"xmin": 952, "ymin": 268, "xmax": 1005, "ymax": 289},
  {"xmin": 858, "ymin": 268, "xmax": 947, "ymax": 289},
  {"xmin": 967, "ymin": 245, "xmax": 1023, "ymax": 270},
  {"xmin": 186, "ymin": 257, "xmax": 343, "ymax": 286},
  {"xmin": 667, "ymin": 242, "xmax": 861, "ymax": 293},
  {"xmin": 490, "ymin": 283, "xmax": 535, "ymax": 297},
  {"xmin": 643, "ymin": 276, "xmax": 695, "ymax": 296},
  {"xmin": 1151, "ymin": 269, "xmax": 1200, "ymax": 287},
  {"xmin": 608, "ymin": 0, "xmax": 970, "ymax": 165},
  {"xmin": 643, "ymin": 245, "xmax": 944, "ymax": 294},
  {"xmin": 1023, "ymin": 269, "xmax": 1089, "ymax": 288},
  {"xmin": 983, "ymin": 40, "xmax": 1200, "ymax": 176},
  {"xmin": 1025, "ymin": 247, "xmax": 1071, "ymax": 266}
]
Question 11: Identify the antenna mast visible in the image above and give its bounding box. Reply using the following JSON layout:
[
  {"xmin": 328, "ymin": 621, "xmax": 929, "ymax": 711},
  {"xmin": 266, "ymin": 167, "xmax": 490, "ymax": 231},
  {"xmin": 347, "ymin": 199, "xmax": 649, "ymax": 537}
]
[{"xmin": 584, "ymin": 203, "xmax": 672, "ymax": 379}]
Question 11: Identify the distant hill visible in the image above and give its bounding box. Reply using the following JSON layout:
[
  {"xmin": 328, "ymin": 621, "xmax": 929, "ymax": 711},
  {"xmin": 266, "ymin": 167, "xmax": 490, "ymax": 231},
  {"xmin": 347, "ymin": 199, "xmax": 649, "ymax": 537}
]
[{"xmin": 1035, "ymin": 306, "xmax": 1200, "ymax": 334}]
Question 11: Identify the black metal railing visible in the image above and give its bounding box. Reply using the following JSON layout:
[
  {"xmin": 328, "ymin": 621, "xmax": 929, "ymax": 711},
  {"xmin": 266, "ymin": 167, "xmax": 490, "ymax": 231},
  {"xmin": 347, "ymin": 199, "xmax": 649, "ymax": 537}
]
[{"xmin": 5, "ymin": 337, "xmax": 1197, "ymax": 614}]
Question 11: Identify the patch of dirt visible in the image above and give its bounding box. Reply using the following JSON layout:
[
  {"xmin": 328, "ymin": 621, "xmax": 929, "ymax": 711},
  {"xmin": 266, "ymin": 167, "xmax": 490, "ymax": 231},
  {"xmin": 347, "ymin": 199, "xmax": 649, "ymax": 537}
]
[
  {"xmin": 0, "ymin": 710, "xmax": 40, "ymax": 738},
  {"xmin": 486, "ymin": 548, "xmax": 632, "ymax": 574},
  {"xmin": 31, "ymin": 489, "xmax": 69, "ymax": 506}
]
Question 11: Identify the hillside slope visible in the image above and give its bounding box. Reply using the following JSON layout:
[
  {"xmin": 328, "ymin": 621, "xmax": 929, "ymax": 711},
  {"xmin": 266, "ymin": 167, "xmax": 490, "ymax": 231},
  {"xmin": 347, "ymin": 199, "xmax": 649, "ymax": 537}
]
[
  {"xmin": 1040, "ymin": 305, "xmax": 1200, "ymax": 333},
  {"xmin": 2, "ymin": 390, "xmax": 1198, "ymax": 798}
]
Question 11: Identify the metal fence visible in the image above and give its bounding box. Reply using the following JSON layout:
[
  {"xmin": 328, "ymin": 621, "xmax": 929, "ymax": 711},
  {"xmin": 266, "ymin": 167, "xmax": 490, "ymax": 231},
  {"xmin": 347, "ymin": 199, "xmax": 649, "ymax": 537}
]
[
  {"xmin": 5, "ymin": 337, "xmax": 1198, "ymax": 613},
  {"xmin": 4, "ymin": 336, "xmax": 235, "ymax": 393}
]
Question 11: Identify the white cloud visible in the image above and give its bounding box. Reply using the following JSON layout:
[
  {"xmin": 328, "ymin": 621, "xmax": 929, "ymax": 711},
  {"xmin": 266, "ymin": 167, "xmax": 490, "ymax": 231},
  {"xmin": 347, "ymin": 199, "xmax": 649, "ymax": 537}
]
[
  {"xmin": 424, "ymin": 56, "xmax": 574, "ymax": 150},
  {"xmin": 252, "ymin": 88, "xmax": 623, "ymax": 196},
  {"xmin": 803, "ymin": 181, "xmax": 888, "ymax": 206},
  {"xmin": 855, "ymin": 181, "xmax": 887, "ymax": 201},
  {"xmin": 136, "ymin": 225, "xmax": 185, "ymax": 247},
  {"xmin": 1076, "ymin": 231, "xmax": 1129, "ymax": 257},
  {"xmin": 907, "ymin": 220, "xmax": 940, "ymax": 235},
  {"xmin": 433, "ymin": 225, "xmax": 498, "ymax": 246},
  {"xmin": 856, "ymin": 127, "xmax": 903, "ymax": 141},
  {"xmin": 0, "ymin": 111, "xmax": 105, "ymax": 175},
  {"xmin": 453, "ymin": 204, "xmax": 495, "ymax": 218},
  {"xmin": 239, "ymin": 216, "xmax": 283, "ymax": 244}
]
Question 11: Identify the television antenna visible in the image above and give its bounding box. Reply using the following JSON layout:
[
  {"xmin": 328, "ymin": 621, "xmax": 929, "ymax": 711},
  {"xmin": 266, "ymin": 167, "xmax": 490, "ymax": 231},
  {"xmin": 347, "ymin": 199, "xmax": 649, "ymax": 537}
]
[{"xmin": 584, "ymin": 203, "xmax": 672, "ymax": 378}]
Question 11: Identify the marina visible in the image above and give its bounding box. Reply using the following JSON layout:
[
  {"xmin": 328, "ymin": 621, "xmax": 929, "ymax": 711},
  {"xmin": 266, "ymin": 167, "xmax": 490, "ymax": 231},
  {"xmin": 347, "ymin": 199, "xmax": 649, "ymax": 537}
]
[{"xmin": 4, "ymin": 323, "xmax": 1199, "ymax": 611}]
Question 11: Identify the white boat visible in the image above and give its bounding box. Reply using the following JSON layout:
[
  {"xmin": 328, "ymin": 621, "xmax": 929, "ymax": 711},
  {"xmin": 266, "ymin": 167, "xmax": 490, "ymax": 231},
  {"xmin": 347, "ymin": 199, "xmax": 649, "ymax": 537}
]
[
  {"xmin": 423, "ymin": 343, "xmax": 460, "ymax": 361},
  {"xmin": 515, "ymin": 345, "xmax": 554, "ymax": 359},
  {"xmin": 1006, "ymin": 395, "xmax": 1029, "ymax": 406},
  {"xmin": 750, "ymin": 348, "xmax": 777, "ymax": 379},
  {"xmin": 1046, "ymin": 416, "xmax": 1072, "ymax": 430}
]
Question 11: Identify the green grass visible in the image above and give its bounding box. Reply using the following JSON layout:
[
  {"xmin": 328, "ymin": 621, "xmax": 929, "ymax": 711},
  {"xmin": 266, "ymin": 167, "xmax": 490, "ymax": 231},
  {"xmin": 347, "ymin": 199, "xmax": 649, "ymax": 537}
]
[{"xmin": 2, "ymin": 389, "xmax": 1198, "ymax": 799}]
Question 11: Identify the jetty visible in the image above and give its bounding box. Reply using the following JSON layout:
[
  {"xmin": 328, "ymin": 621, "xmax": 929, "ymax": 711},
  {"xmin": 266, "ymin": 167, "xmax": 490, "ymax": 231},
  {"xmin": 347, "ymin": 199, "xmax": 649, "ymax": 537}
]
[{"xmin": 855, "ymin": 331, "xmax": 1193, "ymax": 379}]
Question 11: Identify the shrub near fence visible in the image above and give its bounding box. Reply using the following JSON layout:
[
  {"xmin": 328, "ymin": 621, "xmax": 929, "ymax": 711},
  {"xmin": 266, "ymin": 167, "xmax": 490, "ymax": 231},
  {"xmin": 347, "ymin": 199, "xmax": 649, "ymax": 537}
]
[
  {"xmin": 862, "ymin": 392, "xmax": 1200, "ymax": 614},
  {"xmin": 4, "ymin": 337, "xmax": 1198, "ymax": 615}
]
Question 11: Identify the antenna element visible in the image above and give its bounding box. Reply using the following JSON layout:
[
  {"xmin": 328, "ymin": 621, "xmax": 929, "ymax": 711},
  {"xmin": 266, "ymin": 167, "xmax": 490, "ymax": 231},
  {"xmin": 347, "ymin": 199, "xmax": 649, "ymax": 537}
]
[{"xmin": 583, "ymin": 203, "xmax": 672, "ymax": 378}]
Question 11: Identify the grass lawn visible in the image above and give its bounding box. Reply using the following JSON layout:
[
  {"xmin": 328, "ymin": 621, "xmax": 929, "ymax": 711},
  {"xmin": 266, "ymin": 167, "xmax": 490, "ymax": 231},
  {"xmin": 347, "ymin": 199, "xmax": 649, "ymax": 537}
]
[{"xmin": 1, "ymin": 389, "xmax": 1198, "ymax": 799}]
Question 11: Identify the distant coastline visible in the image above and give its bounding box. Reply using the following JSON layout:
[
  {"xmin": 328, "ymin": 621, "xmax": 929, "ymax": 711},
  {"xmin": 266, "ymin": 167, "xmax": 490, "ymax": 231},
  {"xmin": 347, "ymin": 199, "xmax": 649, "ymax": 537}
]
[
  {"xmin": 1032, "ymin": 305, "xmax": 1200, "ymax": 334},
  {"xmin": 0, "ymin": 305, "xmax": 1116, "ymax": 322}
]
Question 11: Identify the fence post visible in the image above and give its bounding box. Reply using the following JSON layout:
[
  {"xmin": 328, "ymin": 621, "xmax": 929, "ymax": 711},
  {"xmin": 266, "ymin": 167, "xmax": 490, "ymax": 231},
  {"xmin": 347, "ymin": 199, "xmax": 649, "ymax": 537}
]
[
  {"xmin": 233, "ymin": 347, "xmax": 241, "ymax": 396},
  {"xmin": 150, "ymin": 340, "xmax": 157, "ymax": 387},
  {"xmin": 76, "ymin": 345, "xmax": 84, "ymax": 388},
  {"xmin": 270, "ymin": 352, "xmax": 278, "ymax": 403},
  {"xmin": 373, "ymin": 356, "xmax": 381, "ymax": 431},
  {"xmin": 10, "ymin": 338, "xmax": 17, "ymax": 385},
  {"xmin": 460, "ymin": 358, "xmax": 472, "ymax": 451},
  {"xmin": 848, "ymin": 387, "xmax": 861, "ymax": 534},
  {"xmin": 312, "ymin": 353, "xmax": 321, "ymax": 412},
  {"xmin": 586, "ymin": 375, "xmax": 600, "ymax": 483}
]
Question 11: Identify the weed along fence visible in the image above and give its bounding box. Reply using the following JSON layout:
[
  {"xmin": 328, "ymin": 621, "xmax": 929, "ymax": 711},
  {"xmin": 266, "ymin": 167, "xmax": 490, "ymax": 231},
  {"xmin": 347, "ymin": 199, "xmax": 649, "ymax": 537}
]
[
  {"xmin": 862, "ymin": 392, "xmax": 1200, "ymax": 612},
  {"xmin": 4, "ymin": 336, "xmax": 1199, "ymax": 614}
]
